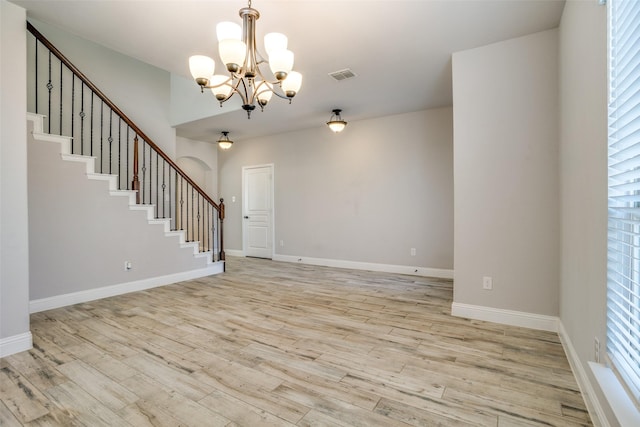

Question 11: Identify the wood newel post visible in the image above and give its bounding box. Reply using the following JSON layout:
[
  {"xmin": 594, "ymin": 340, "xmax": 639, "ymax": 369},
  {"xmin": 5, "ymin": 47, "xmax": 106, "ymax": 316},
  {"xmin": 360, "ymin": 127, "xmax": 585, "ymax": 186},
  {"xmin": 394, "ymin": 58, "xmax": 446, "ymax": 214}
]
[
  {"xmin": 131, "ymin": 136, "xmax": 140, "ymax": 204},
  {"xmin": 219, "ymin": 198, "xmax": 226, "ymax": 266}
]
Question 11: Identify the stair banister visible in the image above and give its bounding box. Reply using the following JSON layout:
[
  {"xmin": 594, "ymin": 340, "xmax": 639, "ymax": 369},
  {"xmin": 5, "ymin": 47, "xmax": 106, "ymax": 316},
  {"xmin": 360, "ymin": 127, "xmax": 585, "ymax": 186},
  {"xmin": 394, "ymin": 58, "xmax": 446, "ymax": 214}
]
[
  {"xmin": 26, "ymin": 22, "xmax": 220, "ymax": 212},
  {"xmin": 27, "ymin": 21, "xmax": 225, "ymax": 264}
]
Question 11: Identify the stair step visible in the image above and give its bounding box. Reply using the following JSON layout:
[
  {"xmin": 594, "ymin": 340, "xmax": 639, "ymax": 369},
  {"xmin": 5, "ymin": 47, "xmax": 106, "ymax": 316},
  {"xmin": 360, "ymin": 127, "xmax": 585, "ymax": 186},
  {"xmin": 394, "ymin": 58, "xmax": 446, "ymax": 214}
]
[
  {"xmin": 61, "ymin": 154, "xmax": 96, "ymax": 174},
  {"xmin": 27, "ymin": 112, "xmax": 46, "ymax": 133},
  {"xmin": 109, "ymin": 190, "xmax": 138, "ymax": 205},
  {"xmin": 149, "ymin": 218, "xmax": 171, "ymax": 232},
  {"xmin": 128, "ymin": 204, "xmax": 156, "ymax": 220},
  {"xmin": 32, "ymin": 132, "xmax": 73, "ymax": 154},
  {"xmin": 181, "ymin": 241, "xmax": 200, "ymax": 254},
  {"xmin": 86, "ymin": 173, "xmax": 118, "ymax": 191},
  {"xmin": 165, "ymin": 230, "xmax": 187, "ymax": 243}
]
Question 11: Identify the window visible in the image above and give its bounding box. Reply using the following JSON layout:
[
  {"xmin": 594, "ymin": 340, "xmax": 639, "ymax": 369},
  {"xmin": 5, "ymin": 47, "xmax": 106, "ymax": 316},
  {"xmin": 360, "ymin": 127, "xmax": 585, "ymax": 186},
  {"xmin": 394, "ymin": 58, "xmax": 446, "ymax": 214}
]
[{"xmin": 607, "ymin": 0, "xmax": 640, "ymax": 403}]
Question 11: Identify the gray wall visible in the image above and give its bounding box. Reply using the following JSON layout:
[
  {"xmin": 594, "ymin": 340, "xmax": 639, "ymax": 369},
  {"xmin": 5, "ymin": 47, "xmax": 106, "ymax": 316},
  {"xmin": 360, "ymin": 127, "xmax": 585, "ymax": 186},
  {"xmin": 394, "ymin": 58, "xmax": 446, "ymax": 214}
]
[
  {"xmin": 28, "ymin": 124, "xmax": 209, "ymax": 300},
  {"xmin": 558, "ymin": 0, "xmax": 613, "ymax": 422},
  {"xmin": 176, "ymin": 135, "xmax": 219, "ymax": 201},
  {"xmin": 452, "ymin": 29, "xmax": 560, "ymax": 316},
  {"xmin": 0, "ymin": 0, "xmax": 30, "ymax": 351},
  {"xmin": 219, "ymin": 108, "xmax": 454, "ymax": 270}
]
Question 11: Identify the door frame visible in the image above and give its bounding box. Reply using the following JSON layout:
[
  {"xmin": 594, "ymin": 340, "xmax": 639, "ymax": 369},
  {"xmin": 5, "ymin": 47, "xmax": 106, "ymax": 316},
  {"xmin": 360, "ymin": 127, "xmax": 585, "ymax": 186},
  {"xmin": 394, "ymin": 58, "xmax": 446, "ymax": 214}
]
[{"xmin": 242, "ymin": 163, "xmax": 275, "ymax": 258}]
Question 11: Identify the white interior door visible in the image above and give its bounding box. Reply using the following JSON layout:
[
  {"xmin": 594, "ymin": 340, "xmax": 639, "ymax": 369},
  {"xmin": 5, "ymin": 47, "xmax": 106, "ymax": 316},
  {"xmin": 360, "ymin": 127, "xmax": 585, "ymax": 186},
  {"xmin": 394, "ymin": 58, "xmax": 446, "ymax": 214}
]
[{"xmin": 243, "ymin": 164, "xmax": 273, "ymax": 259}]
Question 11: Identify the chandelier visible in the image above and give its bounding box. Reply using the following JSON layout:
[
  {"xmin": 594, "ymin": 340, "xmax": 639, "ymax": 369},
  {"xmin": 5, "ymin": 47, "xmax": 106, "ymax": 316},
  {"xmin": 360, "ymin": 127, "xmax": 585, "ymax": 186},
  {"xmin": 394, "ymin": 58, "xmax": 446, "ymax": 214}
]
[{"xmin": 188, "ymin": 0, "xmax": 302, "ymax": 119}]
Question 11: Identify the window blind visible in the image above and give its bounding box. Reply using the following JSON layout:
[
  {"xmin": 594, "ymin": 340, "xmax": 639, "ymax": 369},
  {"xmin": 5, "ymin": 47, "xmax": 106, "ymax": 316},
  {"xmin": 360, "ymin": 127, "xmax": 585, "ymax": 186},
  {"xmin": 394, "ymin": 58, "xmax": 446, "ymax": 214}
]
[{"xmin": 607, "ymin": 0, "xmax": 640, "ymax": 402}]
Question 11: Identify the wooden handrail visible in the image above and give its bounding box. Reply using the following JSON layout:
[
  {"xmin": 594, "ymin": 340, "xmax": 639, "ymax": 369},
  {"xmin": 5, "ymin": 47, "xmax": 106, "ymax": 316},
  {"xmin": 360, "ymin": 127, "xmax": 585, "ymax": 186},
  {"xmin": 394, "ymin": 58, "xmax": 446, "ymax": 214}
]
[{"xmin": 27, "ymin": 22, "xmax": 220, "ymax": 213}]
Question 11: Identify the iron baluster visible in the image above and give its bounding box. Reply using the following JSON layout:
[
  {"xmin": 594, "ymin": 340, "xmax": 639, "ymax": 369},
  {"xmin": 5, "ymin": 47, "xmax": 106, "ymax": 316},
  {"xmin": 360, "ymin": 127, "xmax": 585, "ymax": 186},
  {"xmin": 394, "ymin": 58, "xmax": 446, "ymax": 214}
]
[
  {"xmin": 108, "ymin": 110, "xmax": 113, "ymax": 175},
  {"xmin": 90, "ymin": 93, "xmax": 94, "ymax": 156},
  {"xmin": 59, "ymin": 59, "xmax": 63, "ymax": 135},
  {"xmin": 35, "ymin": 39, "xmax": 38, "ymax": 114},
  {"xmin": 47, "ymin": 50, "xmax": 52, "ymax": 132}
]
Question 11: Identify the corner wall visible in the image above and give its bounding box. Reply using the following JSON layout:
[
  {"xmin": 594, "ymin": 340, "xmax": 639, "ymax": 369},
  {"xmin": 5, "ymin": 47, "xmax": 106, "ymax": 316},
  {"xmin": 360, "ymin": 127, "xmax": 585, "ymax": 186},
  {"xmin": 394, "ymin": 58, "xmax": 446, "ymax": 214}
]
[
  {"xmin": 558, "ymin": 1, "xmax": 614, "ymax": 424},
  {"xmin": 0, "ymin": 0, "xmax": 31, "ymax": 357},
  {"xmin": 218, "ymin": 108, "xmax": 454, "ymax": 273},
  {"xmin": 452, "ymin": 29, "xmax": 560, "ymax": 321}
]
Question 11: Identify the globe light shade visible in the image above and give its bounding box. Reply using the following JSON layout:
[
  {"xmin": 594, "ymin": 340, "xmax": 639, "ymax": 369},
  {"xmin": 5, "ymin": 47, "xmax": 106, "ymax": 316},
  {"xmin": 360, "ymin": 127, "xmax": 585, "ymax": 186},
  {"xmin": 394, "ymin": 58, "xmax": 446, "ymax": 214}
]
[
  {"xmin": 264, "ymin": 32, "xmax": 288, "ymax": 56},
  {"xmin": 255, "ymin": 81, "xmax": 273, "ymax": 106},
  {"xmin": 269, "ymin": 49, "xmax": 294, "ymax": 80},
  {"xmin": 281, "ymin": 71, "xmax": 302, "ymax": 97},
  {"xmin": 328, "ymin": 120, "xmax": 347, "ymax": 133},
  {"xmin": 209, "ymin": 75, "xmax": 233, "ymax": 101},
  {"xmin": 217, "ymin": 131, "xmax": 233, "ymax": 150},
  {"xmin": 216, "ymin": 21, "xmax": 242, "ymax": 42},
  {"xmin": 219, "ymin": 39, "xmax": 247, "ymax": 72},
  {"xmin": 189, "ymin": 55, "xmax": 215, "ymax": 84}
]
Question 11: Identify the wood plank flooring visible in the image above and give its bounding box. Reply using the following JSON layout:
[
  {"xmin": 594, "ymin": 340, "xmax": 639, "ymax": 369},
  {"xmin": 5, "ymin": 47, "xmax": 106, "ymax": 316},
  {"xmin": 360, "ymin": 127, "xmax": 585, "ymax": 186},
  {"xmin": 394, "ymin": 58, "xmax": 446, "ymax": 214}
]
[{"xmin": 0, "ymin": 257, "xmax": 592, "ymax": 426}]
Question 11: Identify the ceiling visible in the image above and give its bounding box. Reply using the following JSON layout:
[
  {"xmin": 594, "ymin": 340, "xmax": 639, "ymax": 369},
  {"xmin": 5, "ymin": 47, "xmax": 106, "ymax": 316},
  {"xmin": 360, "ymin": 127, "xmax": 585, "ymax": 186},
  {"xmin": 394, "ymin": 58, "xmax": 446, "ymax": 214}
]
[{"xmin": 11, "ymin": 0, "xmax": 566, "ymax": 143}]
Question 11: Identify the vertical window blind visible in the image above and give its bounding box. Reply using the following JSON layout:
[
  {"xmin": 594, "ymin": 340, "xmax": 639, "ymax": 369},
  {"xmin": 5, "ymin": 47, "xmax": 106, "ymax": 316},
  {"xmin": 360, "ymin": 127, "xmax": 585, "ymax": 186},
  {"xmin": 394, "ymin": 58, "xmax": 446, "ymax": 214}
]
[{"xmin": 607, "ymin": 0, "xmax": 640, "ymax": 402}]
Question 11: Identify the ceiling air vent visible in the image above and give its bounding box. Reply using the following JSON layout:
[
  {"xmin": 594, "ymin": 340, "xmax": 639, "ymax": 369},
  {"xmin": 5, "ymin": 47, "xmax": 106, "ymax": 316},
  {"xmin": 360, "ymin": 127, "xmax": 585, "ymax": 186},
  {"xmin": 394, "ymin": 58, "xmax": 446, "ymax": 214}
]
[{"xmin": 328, "ymin": 68, "xmax": 357, "ymax": 81}]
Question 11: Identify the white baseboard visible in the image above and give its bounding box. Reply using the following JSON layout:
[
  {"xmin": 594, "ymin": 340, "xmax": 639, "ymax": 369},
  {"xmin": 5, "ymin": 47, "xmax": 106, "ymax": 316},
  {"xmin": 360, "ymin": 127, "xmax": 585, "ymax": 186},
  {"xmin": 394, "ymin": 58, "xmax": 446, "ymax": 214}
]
[
  {"xmin": 0, "ymin": 331, "xmax": 33, "ymax": 358},
  {"xmin": 270, "ymin": 254, "xmax": 454, "ymax": 279},
  {"xmin": 30, "ymin": 262, "xmax": 224, "ymax": 313},
  {"xmin": 557, "ymin": 322, "xmax": 609, "ymax": 427},
  {"xmin": 224, "ymin": 249, "xmax": 245, "ymax": 258},
  {"xmin": 450, "ymin": 302, "xmax": 559, "ymax": 332}
]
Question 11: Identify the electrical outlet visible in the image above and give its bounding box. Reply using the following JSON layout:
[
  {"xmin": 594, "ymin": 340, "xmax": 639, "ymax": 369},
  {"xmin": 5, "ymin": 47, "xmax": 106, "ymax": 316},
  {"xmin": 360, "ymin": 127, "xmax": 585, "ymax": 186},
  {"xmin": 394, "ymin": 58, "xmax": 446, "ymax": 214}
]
[
  {"xmin": 482, "ymin": 276, "xmax": 493, "ymax": 290},
  {"xmin": 595, "ymin": 337, "xmax": 600, "ymax": 363},
  {"xmin": 280, "ymin": 240, "xmax": 284, "ymax": 247},
  {"xmin": 410, "ymin": 248, "xmax": 416, "ymax": 256}
]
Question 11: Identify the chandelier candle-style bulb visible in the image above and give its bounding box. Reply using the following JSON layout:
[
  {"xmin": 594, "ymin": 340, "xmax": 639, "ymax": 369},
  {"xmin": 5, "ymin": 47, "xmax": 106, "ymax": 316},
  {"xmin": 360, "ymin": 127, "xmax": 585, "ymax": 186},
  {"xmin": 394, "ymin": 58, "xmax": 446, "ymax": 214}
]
[
  {"xmin": 217, "ymin": 21, "xmax": 242, "ymax": 41},
  {"xmin": 219, "ymin": 39, "xmax": 247, "ymax": 73},
  {"xmin": 188, "ymin": 0, "xmax": 303, "ymax": 118},
  {"xmin": 255, "ymin": 81, "xmax": 273, "ymax": 107},
  {"xmin": 209, "ymin": 75, "xmax": 233, "ymax": 102},
  {"xmin": 281, "ymin": 71, "xmax": 302, "ymax": 99},
  {"xmin": 264, "ymin": 32, "xmax": 288, "ymax": 55},
  {"xmin": 189, "ymin": 55, "xmax": 215, "ymax": 87},
  {"xmin": 269, "ymin": 49, "xmax": 294, "ymax": 80}
]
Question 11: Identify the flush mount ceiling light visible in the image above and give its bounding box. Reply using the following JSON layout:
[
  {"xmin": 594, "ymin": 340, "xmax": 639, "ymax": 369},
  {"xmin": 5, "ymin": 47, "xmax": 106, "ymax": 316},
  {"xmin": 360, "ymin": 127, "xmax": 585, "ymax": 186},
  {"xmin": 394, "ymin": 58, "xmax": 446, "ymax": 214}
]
[
  {"xmin": 217, "ymin": 131, "xmax": 234, "ymax": 150},
  {"xmin": 326, "ymin": 109, "xmax": 347, "ymax": 133},
  {"xmin": 188, "ymin": 0, "xmax": 302, "ymax": 119}
]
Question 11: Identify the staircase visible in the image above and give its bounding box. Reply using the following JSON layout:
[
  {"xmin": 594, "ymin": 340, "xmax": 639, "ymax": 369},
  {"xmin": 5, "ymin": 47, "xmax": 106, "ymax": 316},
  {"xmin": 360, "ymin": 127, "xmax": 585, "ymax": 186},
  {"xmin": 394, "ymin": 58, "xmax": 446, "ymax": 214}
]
[
  {"xmin": 28, "ymin": 112, "xmax": 224, "ymax": 312},
  {"xmin": 26, "ymin": 23, "xmax": 225, "ymax": 312}
]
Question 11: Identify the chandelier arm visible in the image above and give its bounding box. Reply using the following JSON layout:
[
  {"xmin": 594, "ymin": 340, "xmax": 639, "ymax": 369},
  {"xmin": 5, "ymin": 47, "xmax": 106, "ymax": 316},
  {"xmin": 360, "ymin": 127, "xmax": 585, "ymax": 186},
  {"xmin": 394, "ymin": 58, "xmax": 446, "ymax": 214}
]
[
  {"xmin": 202, "ymin": 76, "xmax": 232, "ymax": 89},
  {"xmin": 237, "ymin": 77, "xmax": 251, "ymax": 105}
]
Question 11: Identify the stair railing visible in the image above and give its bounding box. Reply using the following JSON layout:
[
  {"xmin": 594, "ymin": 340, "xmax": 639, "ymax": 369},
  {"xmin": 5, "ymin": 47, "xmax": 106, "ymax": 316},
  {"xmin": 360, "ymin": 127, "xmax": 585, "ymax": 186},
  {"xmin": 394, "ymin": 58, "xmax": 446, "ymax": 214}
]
[{"xmin": 26, "ymin": 22, "xmax": 225, "ymax": 264}]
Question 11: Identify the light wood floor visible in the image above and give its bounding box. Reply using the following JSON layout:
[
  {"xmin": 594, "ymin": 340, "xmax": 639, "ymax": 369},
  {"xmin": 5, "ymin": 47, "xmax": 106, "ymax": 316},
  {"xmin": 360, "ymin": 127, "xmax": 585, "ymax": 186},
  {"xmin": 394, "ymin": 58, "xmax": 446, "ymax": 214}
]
[{"xmin": 1, "ymin": 257, "xmax": 591, "ymax": 426}]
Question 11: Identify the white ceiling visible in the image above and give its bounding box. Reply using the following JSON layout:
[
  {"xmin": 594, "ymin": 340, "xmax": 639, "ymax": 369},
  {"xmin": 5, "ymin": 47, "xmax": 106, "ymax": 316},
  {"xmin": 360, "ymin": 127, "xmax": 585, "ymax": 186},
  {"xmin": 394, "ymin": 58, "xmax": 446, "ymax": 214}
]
[{"xmin": 11, "ymin": 0, "xmax": 566, "ymax": 143}]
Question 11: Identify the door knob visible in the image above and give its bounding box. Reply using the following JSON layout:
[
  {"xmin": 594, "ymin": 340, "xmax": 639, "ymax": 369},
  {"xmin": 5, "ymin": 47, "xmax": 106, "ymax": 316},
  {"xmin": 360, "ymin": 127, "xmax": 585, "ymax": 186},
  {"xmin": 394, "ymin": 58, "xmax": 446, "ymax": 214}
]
[{"xmin": 244, "ymin": 216, "xmax": 249, "ymax": 219}]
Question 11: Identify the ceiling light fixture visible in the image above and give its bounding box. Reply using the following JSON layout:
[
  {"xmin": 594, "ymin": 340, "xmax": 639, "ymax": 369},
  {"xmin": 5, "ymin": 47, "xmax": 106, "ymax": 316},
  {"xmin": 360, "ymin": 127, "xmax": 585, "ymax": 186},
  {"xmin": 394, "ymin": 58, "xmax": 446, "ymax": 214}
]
[
  {"xmin": 217, "ymin": 131, "xmax": 234, "ymax": 150},
  {"xmin": 327, "ymin": 109, "xmax": 347, "ymax": 133},
  {"xmin": 188, "ymin": 0, "xmax": 302, "ymax": 119}
]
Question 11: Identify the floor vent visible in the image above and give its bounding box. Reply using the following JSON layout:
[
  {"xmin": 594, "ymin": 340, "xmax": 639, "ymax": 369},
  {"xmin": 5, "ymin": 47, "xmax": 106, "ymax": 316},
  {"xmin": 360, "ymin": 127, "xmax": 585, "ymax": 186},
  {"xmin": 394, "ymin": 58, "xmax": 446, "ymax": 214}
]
[{"xmin": 328, "ymin": 68, "xmax": 357, "ymax": 81}]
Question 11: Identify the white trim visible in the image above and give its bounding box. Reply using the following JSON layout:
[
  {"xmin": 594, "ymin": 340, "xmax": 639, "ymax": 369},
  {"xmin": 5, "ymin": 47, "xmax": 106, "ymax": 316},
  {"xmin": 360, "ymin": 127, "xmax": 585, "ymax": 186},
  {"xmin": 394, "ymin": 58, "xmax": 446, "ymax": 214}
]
[
  {"xmin": 590, "ymin": 362, "xmax": 640, "ymax": 427},
  {"xmin": 450, "ymin": 302, "xmax": 558, "ymax": 332},
  {"xmin": 30, "ymin": 263, "xmax": 224, "ymax": 313},
  {"xmin": 272, "ymin": 254, "xmax": 454, "ymax": 279},
  {"xmin": 0, "ymin": 332, "xmax": 33, "ymax": 358},
  {"xmin": 558, "ymin": 322, "xmax": 609, "ymax": 427},
  {"xmin": 225, "ymin": 249, "xmax": 245, "ymax": 257}
]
